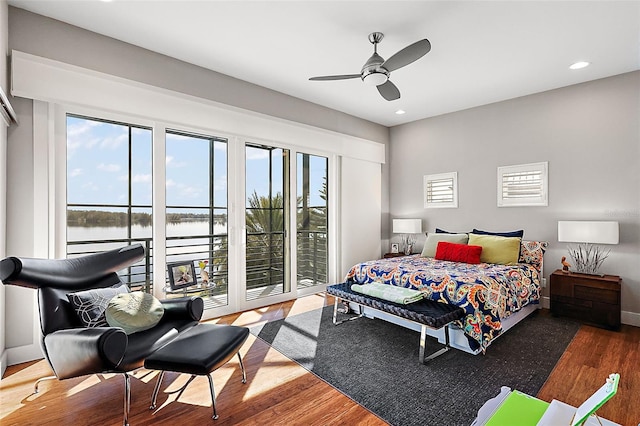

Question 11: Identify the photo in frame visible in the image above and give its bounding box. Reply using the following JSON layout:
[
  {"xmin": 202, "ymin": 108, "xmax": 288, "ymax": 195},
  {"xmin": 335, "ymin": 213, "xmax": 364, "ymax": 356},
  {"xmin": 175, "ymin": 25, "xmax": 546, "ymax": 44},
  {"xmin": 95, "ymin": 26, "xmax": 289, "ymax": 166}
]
[
  {"xmin": 167, "ymin": 261, "xmax": 198, "ymax": 290},
  {"xmin": 391, "ymin": 243, "xmax": 399, "ymax": 254}
]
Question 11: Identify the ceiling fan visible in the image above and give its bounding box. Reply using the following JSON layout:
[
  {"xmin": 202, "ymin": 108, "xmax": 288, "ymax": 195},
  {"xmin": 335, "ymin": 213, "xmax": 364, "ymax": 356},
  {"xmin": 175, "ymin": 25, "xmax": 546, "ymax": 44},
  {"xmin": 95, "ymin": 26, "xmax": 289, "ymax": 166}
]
[{"xmin": 309, "ymin": 32, "xmax": 431, "ymax": 101}]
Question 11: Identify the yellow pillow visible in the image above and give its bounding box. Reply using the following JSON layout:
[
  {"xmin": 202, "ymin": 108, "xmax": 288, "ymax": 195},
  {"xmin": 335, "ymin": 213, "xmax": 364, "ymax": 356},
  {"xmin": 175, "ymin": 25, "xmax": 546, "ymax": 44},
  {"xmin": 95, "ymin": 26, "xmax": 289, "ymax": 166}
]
[{"xmin": 467, "ymin": 234, "xmax": 521, "ymax": 265}]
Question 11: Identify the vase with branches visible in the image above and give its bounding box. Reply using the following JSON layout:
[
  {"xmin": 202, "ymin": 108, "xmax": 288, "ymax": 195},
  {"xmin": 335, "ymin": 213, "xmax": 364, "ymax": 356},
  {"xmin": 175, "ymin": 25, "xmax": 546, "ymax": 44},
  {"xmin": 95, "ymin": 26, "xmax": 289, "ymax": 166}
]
[{"xmin": 566, "ymin": 243, "xmax": 610, "ymax": 275}]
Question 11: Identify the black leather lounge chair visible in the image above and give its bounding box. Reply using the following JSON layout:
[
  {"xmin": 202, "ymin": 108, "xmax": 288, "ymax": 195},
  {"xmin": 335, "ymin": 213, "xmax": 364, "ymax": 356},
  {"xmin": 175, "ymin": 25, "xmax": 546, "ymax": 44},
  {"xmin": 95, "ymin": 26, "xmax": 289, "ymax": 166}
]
[{"xmin": 0, "ymin": 244, "xmax": 204, "ymax": 426}]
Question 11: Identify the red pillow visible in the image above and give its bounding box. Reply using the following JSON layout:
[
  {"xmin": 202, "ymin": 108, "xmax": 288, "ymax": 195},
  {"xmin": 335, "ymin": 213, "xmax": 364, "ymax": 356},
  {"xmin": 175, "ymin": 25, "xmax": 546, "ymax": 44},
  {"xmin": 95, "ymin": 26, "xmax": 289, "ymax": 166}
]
[{"xmin": 435, "ymin": 241, "xmax": 482, "ymax": 264}]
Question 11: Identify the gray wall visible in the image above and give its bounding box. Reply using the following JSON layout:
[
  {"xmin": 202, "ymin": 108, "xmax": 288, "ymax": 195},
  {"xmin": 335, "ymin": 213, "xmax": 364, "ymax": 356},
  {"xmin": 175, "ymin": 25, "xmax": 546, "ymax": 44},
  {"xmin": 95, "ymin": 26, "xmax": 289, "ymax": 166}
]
[{"xmin": 389, "ymin": 71, "xmax": 640, "ymax": 320}]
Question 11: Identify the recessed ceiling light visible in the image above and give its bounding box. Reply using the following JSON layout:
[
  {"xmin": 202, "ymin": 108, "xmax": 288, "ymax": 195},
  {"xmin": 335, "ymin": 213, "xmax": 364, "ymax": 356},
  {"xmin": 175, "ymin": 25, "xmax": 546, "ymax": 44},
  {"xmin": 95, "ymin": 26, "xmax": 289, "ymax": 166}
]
[
  {"xmin": 395, "ymin": 110, "xmax": 406, "ymax": 115},
  {"xmin": 569, "ymin": 61, "xmax": 590, "ymax": 70}
]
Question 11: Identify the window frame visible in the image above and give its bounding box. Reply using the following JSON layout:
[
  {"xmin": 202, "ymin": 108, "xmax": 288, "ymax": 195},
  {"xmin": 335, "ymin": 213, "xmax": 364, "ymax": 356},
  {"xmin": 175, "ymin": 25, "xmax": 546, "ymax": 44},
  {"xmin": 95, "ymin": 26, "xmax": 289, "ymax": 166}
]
[
  {"xmin": 424, "ymin": 171, "xmax": 458, "ymax": 209},
  {"xmin": 497, "ymin": 161, "xmax": 548, "ymax": 207}
]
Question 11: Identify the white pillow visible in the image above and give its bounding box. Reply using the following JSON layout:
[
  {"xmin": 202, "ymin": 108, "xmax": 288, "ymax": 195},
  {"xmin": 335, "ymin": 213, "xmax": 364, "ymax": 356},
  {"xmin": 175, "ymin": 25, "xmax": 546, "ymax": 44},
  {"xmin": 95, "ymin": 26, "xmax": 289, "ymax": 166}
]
[{"xmin": 421, "ymin": 233, "xmax": 469, "ymax": 258}]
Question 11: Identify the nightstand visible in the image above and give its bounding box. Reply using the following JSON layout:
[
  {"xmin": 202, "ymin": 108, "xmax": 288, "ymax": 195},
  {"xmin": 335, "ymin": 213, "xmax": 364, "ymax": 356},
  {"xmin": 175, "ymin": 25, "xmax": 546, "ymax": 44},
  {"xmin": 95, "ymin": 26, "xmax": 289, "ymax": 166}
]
[
  {"xmin": 383, "ymin": 252, "xmax": 408, "ymax": 259},
  {"xmin": 549, "ymin": 269, "xmax": 621, "ymax": 330}
]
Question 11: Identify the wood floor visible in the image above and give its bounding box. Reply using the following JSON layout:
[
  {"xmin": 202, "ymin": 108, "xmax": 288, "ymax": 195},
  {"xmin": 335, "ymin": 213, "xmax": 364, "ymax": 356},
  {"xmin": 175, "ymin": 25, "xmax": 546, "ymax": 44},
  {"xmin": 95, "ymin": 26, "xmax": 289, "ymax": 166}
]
[{"xmin": 1, "ymin": 294, "xmax": 639, "ymax": 426}]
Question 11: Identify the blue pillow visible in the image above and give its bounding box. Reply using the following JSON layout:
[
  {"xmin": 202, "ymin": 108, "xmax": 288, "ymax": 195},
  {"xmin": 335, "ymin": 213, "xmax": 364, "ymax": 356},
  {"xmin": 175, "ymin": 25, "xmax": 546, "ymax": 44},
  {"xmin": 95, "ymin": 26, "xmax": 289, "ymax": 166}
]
[
  {"xmin": 472, "ymin": 228, "xmax": 524, "ymax": 238},
  {"xmin": 435, "ymin": 228, "xmax": 468, "ymax": 234}
]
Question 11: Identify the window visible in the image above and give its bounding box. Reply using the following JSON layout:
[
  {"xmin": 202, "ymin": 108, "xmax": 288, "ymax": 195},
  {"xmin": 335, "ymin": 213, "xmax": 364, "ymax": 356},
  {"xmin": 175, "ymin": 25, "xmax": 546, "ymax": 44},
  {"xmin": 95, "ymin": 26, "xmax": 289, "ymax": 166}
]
[
  {"xmin": 165, "ymin": 130, "xmax": 228, "ymax": 308},
  {"xmin": 66, "ymin": 114, "xmax": 153, "ymax": 292},
  {"xmin": 424, "ymin": 172, "xmax": 458, "ymax": 208},
  {"xmin": 497, "ymin": 162, "xmax": 548, "ymax": 207},
  {"xmin": 297, "ymin": 153, "xmax": 328, "ymax": 288}
]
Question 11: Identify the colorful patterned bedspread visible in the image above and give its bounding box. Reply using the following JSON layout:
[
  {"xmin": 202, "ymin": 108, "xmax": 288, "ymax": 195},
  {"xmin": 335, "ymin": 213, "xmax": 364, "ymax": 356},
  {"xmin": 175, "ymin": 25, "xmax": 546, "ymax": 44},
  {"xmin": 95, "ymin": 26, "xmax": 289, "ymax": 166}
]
[{"xmin": 344, "ymin": 255, "xmax": 541, "ymax": 352}]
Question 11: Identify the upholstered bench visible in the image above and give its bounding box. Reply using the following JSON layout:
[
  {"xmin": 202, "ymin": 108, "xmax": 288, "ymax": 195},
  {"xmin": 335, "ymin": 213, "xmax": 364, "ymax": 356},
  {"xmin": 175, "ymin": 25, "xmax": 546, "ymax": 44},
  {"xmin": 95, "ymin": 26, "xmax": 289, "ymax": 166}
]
[
  {"xmin": 326, "ymin": 282, "xmax": 465, "ymax": 363},
  {"xmin": 144, "ymin": 323, "xmax": 250, "ymax": 420}
]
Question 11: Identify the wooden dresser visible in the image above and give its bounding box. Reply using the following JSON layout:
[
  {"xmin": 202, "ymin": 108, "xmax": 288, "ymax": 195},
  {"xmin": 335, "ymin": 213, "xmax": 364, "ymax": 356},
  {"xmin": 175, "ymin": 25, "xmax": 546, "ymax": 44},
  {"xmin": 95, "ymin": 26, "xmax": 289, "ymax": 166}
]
[{"xmin": 549, "ymin": 269, "xmax": 621, "ymax": 330}]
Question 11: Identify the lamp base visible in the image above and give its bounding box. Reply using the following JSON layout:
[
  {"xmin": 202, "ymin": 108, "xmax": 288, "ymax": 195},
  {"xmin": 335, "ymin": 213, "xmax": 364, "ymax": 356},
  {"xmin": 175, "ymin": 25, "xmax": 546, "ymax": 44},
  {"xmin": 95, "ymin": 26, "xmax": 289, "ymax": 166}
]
[{"xmin": 566, "ymin": 243, "xmax": 610, "ymax": 276}]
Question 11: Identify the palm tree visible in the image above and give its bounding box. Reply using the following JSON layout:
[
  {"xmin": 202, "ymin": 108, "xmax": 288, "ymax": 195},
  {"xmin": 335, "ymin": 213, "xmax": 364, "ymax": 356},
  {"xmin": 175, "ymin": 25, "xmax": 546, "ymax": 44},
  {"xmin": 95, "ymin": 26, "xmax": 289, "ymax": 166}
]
[
  {"xmin": 297, "ymin": 175, "xmax": 328, "ymax": 285},
  {"xmin": 245, "ymin": 191, "xmax": 285, "ymax": 289}
]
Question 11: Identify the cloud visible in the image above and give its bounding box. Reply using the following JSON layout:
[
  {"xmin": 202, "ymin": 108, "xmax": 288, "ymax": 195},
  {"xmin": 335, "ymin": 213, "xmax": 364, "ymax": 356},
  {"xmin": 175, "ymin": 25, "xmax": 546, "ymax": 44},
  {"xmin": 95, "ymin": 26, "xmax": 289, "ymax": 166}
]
[
  {"xmin": 169, "ymin": 182, "xmax": 203, "ymax": 200},
  {"xmin": 100, "ymin": 133, "xmax": 128, "ymax": 150},
  {"xmin": 67, "ymin": 120, "xmax": 102, "ymax": 155},
  {"xmin": 98, "ymin": 163, "xmax": 121, "ymax": 172},
  {"xmin": 132, "ymin": 174, "xmax": 152, "ymax": 183},
  {"xmin": 69, "ymin": 168, "xmax": 83, "ymax": 177},
  {"xmin": 81, "ymin": 181, "xmax": 99, "ymax": 191},
  {"xmin": 246, "ymin": 148, "xmax": 269, "ymax": 160},
  {"xmin": 166, "ymin": 155, "xmax": 188, "ymax": 168},
  {"xmin": 214, "ymin": 174, "xmax": 227, "ymax": 192},
  {"xmin": 179, "ymin": 185, "xmax": 202, "ymax": 199}
]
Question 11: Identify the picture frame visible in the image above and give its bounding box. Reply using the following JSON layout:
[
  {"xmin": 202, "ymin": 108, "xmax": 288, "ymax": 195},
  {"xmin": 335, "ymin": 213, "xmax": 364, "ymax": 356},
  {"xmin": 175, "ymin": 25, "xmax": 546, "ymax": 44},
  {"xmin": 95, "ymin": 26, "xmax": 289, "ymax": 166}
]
[
  {"xmin": 391, "ymin": 243, "xmax": 399, "ymax": 254},
  {"xmin": 167, "ymin": 261, "xmax": 198, "ymax": 290}
]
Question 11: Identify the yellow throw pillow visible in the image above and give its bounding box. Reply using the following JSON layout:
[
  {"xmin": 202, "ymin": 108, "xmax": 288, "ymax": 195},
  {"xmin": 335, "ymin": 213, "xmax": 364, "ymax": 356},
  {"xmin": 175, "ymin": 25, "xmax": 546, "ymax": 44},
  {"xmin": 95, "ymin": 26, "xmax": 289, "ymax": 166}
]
[{"xmin": 467, "ymin": 234, "xmax": 521, "ymax": 265}]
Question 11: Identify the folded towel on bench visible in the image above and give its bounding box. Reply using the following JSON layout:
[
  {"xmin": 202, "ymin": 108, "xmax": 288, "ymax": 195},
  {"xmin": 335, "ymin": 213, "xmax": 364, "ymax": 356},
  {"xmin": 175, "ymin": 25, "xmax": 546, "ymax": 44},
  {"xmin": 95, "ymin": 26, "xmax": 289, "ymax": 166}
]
[{"xmin": 351, "ymin": 282, "xmax": 425, "ymax": 304}]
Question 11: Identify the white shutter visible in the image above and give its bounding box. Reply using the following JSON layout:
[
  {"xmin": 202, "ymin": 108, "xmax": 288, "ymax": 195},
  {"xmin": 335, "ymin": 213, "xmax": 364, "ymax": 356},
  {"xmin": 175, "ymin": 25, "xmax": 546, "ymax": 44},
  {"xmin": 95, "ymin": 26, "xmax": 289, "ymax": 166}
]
[
  {"xmin": 424, "ymin": 172, "xmax": 458, "ymax": 208},
  {"xmin": 497, "ymin": 162, "xmax": 548, "ymax": 207}
]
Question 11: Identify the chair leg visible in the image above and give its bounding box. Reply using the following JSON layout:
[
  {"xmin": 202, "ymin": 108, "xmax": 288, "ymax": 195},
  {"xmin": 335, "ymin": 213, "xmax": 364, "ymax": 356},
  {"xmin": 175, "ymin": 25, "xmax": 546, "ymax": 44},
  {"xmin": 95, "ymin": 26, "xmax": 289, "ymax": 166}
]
[
  {"xmin": 150, "ymin": 371, "xmax": 165, "ymax": 410},
  {"xmin": 206, "ymin": 374, "xmax": 219, "ymax": 420},
  {"xmin": 33, "ymin": 375, "xmax": 57, "ymax": 394},
  {"xmin": 236, "ymin": 352, "xmax": 247, "ymax": 384},
  {"xmin": 123, "ymin": 373, "xmax": 131, "ymax": 426}
]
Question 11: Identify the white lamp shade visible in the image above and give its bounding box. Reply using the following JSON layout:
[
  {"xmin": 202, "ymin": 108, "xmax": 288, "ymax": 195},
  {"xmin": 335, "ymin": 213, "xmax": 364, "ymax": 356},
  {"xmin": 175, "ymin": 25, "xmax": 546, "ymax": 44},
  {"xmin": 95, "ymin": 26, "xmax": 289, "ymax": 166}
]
[
  {"xmin": 392, "ymin": 219, "xmax": 422, "ymax": 234},
  {"xmin": 557, "ymin": 221, "xmax": 619, "ymax": 244}
]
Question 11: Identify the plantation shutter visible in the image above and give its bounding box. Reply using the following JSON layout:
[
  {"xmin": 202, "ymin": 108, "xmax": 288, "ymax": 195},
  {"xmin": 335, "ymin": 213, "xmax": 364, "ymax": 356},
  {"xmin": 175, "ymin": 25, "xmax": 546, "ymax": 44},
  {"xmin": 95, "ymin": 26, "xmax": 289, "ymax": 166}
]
[{"xmin": 497, "ymin": 162, "xmax": 548, "ymax": 207}]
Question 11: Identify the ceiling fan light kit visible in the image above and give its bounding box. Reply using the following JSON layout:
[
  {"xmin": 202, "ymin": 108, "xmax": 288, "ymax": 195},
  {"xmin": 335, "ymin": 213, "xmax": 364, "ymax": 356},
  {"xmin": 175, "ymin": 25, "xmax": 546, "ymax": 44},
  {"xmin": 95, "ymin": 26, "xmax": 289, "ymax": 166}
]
[
  {"xmin": 309, "ymin": 31, "xmax": 431, "ymax": 101},
  {"xmin": 362, "ymin": 71, "xmax": 388, "ymax": 86}
]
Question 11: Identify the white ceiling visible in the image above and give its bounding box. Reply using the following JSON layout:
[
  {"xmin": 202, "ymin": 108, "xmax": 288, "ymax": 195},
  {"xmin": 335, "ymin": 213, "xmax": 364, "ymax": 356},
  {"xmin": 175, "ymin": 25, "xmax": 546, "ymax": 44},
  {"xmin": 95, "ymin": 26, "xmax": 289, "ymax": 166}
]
[{"xmin": 8, "ymin": 1, "xmax": 640, "ymax": 127}]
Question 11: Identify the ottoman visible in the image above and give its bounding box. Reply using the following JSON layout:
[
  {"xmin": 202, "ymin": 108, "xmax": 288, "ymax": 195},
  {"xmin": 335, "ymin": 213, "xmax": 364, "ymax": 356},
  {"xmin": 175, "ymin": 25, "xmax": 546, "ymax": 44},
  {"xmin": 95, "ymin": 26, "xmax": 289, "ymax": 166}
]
[{"xmin": 144, "ymin": 323, "xmax": 250, "ymax": 420}]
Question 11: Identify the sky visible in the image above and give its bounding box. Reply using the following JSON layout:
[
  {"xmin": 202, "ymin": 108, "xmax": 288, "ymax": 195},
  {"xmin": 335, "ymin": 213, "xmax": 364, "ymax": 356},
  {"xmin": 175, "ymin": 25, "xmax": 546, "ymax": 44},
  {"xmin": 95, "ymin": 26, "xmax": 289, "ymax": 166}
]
[{"xmin": 66, "ymin": 115, "xmax": 327, "ymax": 217}]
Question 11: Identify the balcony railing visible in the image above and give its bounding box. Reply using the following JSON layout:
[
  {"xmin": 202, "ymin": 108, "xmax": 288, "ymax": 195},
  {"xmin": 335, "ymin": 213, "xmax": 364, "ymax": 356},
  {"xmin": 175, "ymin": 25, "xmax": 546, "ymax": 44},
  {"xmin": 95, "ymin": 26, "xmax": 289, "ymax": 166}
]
[{"xmin": 67, "ymin": 228, "xmax": 327, "ymax": 305}]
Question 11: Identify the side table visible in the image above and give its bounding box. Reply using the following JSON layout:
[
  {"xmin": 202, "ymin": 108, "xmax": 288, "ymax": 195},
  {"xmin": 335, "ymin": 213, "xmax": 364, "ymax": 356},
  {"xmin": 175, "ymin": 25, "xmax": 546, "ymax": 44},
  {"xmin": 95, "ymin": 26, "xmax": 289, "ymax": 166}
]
[{"xmin": 549, "ymin": 269, "xmax": 621, "ymax": 330}]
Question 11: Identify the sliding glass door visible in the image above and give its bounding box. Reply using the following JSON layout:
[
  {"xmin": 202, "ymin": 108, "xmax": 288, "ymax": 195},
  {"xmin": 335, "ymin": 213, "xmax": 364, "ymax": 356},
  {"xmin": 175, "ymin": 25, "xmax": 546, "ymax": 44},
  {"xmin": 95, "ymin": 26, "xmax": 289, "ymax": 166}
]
[
  {"xmin": 165, "ymin": 130, "xmax": 228, "ymax": 309},
  {"xmin": 297, "ymin": 153, "xmax": 328, "ymax": 288},
  {"xmin": 245, "ymin": 143, "xmax": 290, "ymax": 301}
]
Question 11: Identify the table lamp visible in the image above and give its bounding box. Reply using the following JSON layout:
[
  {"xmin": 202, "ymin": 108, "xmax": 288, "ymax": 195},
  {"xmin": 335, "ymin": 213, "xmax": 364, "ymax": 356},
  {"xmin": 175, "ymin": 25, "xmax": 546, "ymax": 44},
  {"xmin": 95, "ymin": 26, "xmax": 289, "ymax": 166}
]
[
  {"xmin": 557, "ymin": 221, "xmax": 619, "ymax": 275},
  {"xmin": 393, "ymin": 219, "xmax": 422, "ymax": 254}
]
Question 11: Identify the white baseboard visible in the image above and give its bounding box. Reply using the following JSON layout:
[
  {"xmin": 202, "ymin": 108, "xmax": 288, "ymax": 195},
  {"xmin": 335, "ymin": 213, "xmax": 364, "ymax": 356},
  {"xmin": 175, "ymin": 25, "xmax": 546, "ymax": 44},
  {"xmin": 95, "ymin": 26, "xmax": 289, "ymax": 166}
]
[
  {"xmin": 7, "ymin": 342, "xmax": 43, "ymax": 366},
  {"xmin": 0, "ymin": 349, "xmax": 7, "ymax": 379},
  {"xmin": 541, "ymin": 296, "xmax": 550, "ymax": 309},
  {"xmin": 622, "ymin": 310, "xmax": 640, "ymax": 327}
]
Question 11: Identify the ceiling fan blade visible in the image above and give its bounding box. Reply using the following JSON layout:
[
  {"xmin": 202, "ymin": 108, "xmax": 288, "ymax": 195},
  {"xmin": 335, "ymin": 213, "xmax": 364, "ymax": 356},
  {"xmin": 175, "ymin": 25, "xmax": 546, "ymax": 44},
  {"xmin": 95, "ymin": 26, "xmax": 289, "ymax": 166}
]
[
  {"xmin": 309, "ymin": 74, "xmax": 361, "ymax": 81},
  {"xmin": 381, "ymin": 38, "xmax": 431, "ymax": 72},
  {"xmin": 377, "ymin": 80, "xmax": 400, "ymax": 101}
]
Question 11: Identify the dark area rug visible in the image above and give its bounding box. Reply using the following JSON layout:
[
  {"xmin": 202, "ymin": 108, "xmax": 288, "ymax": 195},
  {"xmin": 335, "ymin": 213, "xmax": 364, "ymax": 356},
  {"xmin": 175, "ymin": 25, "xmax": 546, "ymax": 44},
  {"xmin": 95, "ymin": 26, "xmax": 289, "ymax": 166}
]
[{"xmin": 250, "ymin": 306, "xmax": 580, "ymax": 426}]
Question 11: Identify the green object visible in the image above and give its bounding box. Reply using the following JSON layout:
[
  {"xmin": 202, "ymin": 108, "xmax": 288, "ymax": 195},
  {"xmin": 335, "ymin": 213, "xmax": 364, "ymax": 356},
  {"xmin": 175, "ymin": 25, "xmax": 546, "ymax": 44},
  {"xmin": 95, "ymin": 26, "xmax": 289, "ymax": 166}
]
[
  {"xmin": 351, "ymin": 282, "xmax": 425, "ymax": 304},
  {"xmin": 106, "ymin": 291, "xmax": 164, "ymax": 335},
  {"xmin": 572, "ymin": 373, "xmax": 620, "ymax": 426},
  {"xmin": 468, "ymin": 234, "xmax": 521, "ymax": 265},
  {"xmin": 486, "ymin": 390, "xmax": 550, "ymax": 426}
]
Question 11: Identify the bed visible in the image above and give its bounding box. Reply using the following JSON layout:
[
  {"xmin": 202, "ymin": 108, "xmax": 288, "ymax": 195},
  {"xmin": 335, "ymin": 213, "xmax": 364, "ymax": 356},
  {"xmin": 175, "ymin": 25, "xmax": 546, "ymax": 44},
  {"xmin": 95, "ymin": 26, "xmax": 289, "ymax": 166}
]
[{"xmin": 344, "ymin": 239, "xmax": 548, "ymax": 354}]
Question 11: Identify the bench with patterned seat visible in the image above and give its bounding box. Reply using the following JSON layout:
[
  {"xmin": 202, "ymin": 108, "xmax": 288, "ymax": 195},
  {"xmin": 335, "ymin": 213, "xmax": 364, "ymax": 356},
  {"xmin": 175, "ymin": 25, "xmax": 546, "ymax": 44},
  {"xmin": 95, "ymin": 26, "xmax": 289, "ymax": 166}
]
[{"xmin": 326, "ymin": 282, "xmax": 465, "ymax": 363}]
